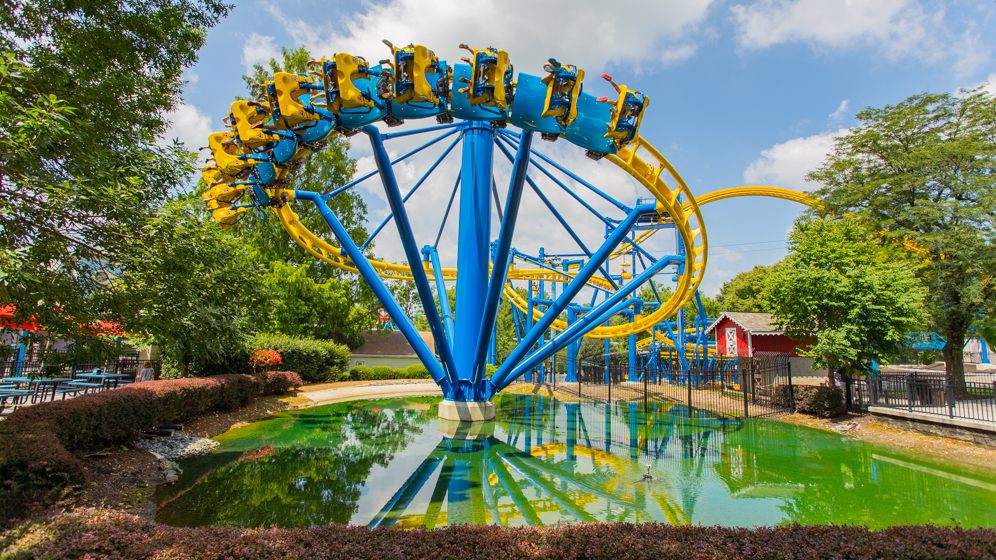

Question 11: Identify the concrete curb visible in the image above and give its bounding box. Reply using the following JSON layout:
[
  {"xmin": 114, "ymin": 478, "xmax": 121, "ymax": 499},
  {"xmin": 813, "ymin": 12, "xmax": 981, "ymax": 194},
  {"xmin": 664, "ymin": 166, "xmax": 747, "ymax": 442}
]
[{"xmin": 302, "ymin": 383, "xmax": 442, "ymax": 405}]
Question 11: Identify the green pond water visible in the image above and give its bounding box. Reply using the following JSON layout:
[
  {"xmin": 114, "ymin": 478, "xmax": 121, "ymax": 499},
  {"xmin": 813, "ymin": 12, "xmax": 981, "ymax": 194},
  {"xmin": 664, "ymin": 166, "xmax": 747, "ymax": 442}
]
[{"xmin": 153, "ymin": 395, "xmax": 996, "ymax": 529}]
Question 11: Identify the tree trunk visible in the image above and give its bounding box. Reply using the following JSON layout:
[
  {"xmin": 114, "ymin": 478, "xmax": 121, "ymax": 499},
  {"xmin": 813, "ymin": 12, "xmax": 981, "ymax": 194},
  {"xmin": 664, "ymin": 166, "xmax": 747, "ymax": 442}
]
[
  {"xmin": 942, "ymin": 338, "xmax": 968, "ymax": 399},
  {"xmin": 180, "ymin": 359, "xmax": 190, "ymax": 378}
]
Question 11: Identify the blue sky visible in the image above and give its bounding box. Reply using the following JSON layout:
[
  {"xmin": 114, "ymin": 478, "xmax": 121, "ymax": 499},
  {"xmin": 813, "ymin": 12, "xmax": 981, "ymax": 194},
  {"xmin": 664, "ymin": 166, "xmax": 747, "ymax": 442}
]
[{"xmin": 169, "ymin": 0, "xmax": 996, "ymax": 296}]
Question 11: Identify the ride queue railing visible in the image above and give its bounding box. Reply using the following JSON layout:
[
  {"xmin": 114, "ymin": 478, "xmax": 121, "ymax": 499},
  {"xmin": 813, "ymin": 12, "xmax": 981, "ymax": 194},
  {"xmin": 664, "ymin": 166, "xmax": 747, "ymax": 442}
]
[
  {"xmin": 512, "ymin": 352, "xmax": 795, "ymax": 420},
  {"xmin": 847, "ymin": 372, "xmax": 996, "ymax": 424}
]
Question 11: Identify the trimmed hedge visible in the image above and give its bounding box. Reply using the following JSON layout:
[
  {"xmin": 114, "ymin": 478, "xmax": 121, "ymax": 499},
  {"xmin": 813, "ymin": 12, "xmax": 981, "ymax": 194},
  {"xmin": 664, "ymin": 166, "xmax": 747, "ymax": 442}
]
[
  {"xmin": 349, "ymin": 363, "xmax": 432, "ymax": 381},
  {"xmin": 0, "ymin": 372, "xmax": 301, "ymax": 526},
  {"xmin": 174, "ymin": 333, "xmax": 350, "ymax": 383},
  {"xmin": 4, "ymin": 508, "xmax": 996, "ymax": 559}
]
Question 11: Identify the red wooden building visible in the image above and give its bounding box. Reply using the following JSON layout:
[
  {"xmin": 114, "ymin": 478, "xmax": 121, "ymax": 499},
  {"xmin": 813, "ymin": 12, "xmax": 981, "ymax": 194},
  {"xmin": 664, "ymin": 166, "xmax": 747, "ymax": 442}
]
[{"xmin": 706, "ymin": 312, "xmax": 825, "ymax": 378}]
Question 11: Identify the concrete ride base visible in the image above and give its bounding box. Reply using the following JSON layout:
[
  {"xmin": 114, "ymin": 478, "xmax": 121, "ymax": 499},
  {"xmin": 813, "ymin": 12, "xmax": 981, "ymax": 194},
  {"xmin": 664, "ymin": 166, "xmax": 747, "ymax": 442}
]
[{"xmin": 437, "ymin": 399, "xmax": 495, "ymax": 422}]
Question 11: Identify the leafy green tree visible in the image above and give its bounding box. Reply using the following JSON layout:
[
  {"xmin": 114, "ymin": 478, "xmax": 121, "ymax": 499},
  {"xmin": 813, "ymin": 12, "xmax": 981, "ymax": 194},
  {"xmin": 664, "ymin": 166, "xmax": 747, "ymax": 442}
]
[
  {"xmin": 261, "ymin": 261, "xmax": 370, "ymax": 347},
  {"xmin": 231, "ymin": 45, "xmax": 380, "ymax": 336},
  {"xmin": 113, "ymin": 199, "xmax": 268, "ymax": 377},
  {"xmin": 0, "ymin": 0, "xmax": 229, "ymax": 337},
  {"xmin": 808, "ymin": 88, "xmax": 996, "ymax": 393},
  {"xmin": 763, "ymin": 217, "xmax": 925, "ymax": 377},
  {"xmin": 716, "ymin": 265, "xmax": 775, "ymax": 313}
]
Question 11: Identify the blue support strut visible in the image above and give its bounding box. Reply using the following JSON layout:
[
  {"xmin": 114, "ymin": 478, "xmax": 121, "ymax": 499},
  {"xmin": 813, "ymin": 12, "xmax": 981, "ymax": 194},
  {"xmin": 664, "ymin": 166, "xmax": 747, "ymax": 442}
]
[
  {"xmin": 364, "ymin": 126, "xmax": 459, "ymax": 391},
  {"xmin": 472, "ymin": 130, "xmax": 534, "ymax": 385},
  {"xmin": 452, "ymin": 122, "xmax": 496, "ymax": 400},
  {"xmin": 491, "ymin": 203, "xmax": 658, "ymax": 389},
  {"xmin": 500, "ymin": 254, "xmax": 683, "ymax": 386},
  {"xmin": 296, "ymin": 190, "xmax": 452, "ymax": 393}
]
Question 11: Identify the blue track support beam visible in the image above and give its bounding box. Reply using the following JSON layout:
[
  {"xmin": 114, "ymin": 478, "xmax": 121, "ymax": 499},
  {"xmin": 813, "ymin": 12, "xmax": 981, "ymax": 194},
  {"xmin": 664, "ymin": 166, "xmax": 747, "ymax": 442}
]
[
  {"xmin": 453, "ymin": 123, "xmax": 496, "ymax": 400},
  {"xmin": 424, "ymin": 246, "xmax": 455, "ymax": 349},
  {"xmin": 364, "ymin": 126, "xmax": 459, "ymax": 389},
  {"xmin": 361, "ymin": 134, "xmax": 462, "ymax": 251},
  {"xmin": 500, "ymin": 254, "xmax": 682, "ymax": 386},
  {"xmin": 380, "ymin": 122, "xmax": 462, "ymax": 140},
  {"xmin": 497, "ymin": 130, "xmax": 630, "ymax": 212},
  {"xmin": 491, "ymin": 203, "xmax": 658, "ymax": 389},
  {"xmin": 495, "ymin": 138, "xmax": 618, "ymax": 290},
  {"xmin": 297, "ymin": 191, "xmax": 452, "ymax": 393},
  {"xmin": 326, "ymin": 128, "xmax": 462, "ymax": 200},
  {"xmin": 473, "ymin": 130, "xmax": 533, "ymax": 385}
]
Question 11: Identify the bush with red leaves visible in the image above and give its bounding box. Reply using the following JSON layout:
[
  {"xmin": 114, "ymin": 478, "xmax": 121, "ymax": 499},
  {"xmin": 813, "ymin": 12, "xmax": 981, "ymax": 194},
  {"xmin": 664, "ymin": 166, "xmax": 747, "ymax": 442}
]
[
  {"xmin": 2, "ymin": 508, "xmax": 995, "ymax": 560},
  {"xmin": 0, "ymin": 372, "xmax": 301, "ymax": 526}
]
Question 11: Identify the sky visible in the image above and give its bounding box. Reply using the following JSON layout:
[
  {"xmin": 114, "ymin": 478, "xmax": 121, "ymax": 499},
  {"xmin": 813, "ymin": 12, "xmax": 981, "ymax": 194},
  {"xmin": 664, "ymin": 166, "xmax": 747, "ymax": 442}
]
[{"xmin": 168, "ymin": 0, "xmax": 996, "ymax": 297}]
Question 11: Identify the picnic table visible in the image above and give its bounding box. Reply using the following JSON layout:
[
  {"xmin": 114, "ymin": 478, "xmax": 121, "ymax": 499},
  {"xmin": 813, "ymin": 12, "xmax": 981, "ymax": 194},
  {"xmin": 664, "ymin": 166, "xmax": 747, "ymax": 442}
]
[{"xmin": 29, "ymin": 378, "xmax": 72, "ymax": 403}]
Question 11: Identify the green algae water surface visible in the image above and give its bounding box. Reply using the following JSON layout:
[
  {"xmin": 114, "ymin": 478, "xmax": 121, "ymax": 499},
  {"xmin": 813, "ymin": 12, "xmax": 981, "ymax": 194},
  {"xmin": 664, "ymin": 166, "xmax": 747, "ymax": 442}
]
[{"xmin": 153, "ymin": 395, "xmax": 996, "ymax": 528}]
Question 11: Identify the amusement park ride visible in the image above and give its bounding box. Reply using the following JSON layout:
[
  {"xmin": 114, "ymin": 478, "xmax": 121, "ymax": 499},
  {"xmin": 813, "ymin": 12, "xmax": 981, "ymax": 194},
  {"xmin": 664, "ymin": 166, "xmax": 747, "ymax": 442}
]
[{"xmin": 200, "ymin": 41, "xmax": 815, "ymax": 422}]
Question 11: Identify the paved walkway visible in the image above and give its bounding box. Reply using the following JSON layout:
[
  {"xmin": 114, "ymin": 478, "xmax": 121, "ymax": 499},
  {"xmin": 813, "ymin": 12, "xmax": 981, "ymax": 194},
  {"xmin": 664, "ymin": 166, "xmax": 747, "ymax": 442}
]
[{"xmin": 301, "ymin": 380, "xmax": 442, "ymax": 404}]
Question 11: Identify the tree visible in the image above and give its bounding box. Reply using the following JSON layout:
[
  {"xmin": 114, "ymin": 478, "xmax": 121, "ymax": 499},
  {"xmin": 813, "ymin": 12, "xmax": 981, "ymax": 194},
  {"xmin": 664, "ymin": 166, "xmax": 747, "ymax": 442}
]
[
  {"xmin": 808, "ymin": 89, "xmax": 996, "ymax": 393},
  {"xmin": 261, "ymin": 261, "xmax": 370, "ymax": 347},
  {"xmin": 763, "ymin": 217, "xmax": 925, "ymax": 378},
  {"xmin": 0, "ymin": 0, "xmax": 229, "ymax": 337},
  {"xmin": 230, "ymin": 46, "xmax": 380, "ymax": 336},
  {"xmin": 716, "ymin": 265, "xmax": 775, "ymax": 313},
  {"xmin": 113, "ymin": 199, "xmax": 268, "ymax": 376}
]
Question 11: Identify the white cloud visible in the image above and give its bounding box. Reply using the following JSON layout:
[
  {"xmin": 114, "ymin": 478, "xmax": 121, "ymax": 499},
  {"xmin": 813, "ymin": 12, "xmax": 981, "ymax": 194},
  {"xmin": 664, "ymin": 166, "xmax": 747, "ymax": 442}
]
[
  {"xmin": 743, "ymin": 128, "xmax": 847, "ymax": 191},
  {"xmin": 262, "ymin": 0, "xmax": 716, "ymax": 80},
  {"xmin": 828, "ymin": 99, "xmax": 848, "ymax": 122},
  {"xmin": 660, "ymin": 44, "xmax": 698, "ymax": 66},
  {"xmin": 160, "ymin": 103, "xmax": 214, "ymax": 161},
  {"xmin": 241, "ymin": 32, "xmax": 280, "ymax": 75},
  {"xmin": 730, "ymin": 0, "xmax": 990, "ymax": 76}
]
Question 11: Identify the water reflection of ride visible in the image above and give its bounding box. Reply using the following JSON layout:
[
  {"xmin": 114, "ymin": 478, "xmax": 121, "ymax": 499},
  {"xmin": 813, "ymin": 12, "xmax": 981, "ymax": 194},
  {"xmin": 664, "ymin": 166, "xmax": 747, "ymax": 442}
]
[{"xmin": 370, "ymin": 395, "xmax": 740, "ymax": 528}]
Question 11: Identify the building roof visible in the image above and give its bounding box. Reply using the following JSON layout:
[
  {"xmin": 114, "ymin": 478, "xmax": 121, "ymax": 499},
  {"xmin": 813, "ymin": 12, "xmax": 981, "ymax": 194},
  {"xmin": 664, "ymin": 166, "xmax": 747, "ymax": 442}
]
[
  {"xmin": 351, "ymin": 330, "xmax": 435, "ymax": 357},
  {"xmin": 706, "ymin": 312, "xmax": 783, "ymax": 336}
]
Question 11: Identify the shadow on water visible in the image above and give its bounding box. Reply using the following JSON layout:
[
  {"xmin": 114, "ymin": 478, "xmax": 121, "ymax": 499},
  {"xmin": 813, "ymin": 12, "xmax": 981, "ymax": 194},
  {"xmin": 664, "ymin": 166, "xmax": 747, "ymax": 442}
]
[{"xmin": 153, "ymin": 394, "xmax": 996, "ymax": 529}]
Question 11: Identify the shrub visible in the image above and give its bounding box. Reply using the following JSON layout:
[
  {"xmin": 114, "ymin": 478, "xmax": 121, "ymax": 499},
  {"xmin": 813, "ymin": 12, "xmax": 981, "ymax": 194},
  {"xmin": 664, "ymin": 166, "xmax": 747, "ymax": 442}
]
[
  {"xmin": 5, "ymin": 509, "xmax": 996, "ymax": 559},
  {"xmin": 183, "ymin": 334, "xmax": 350, "ymax": 383},
  {"xmin": 406, "ymin": 363, "xmax": 429, "ymax": 378},
  {"xmin": 349, "ymin": 365, "xmax": 374, "ymax": 381},
  {"xmin": 372, "ymin": 365, "xmax": 393, "ymax": 378},
  {"xmin": 793, "ymin": 386, "xmax": 846, "ymax": 418},
  {"xmin": 0, "ymin": 372, "xmax": 301, "ymax": 527},
  {"xmin": 393, "ymin": 368, "xmax": 409, "ymax": 378}
]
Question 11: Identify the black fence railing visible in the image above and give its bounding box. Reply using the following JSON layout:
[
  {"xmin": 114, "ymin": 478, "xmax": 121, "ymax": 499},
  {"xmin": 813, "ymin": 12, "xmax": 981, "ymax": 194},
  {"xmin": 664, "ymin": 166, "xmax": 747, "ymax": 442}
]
[
  {"xmin": 845, "ymin": 373, "xmax": 996, "ymax": 424},
  {"xmin": 0, "ymin": 353, "xmax": 161, "ymax": 380},
  {"xmin": 513, "ymin": 353, "xmax": 795, "ymax": 420}
]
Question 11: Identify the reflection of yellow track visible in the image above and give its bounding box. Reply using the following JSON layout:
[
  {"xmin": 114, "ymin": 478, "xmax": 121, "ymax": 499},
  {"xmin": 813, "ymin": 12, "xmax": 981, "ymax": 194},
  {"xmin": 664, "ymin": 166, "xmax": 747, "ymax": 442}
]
[{"xmin": 274, "ymin": 135, "xmax": 709, "ymax": 339}]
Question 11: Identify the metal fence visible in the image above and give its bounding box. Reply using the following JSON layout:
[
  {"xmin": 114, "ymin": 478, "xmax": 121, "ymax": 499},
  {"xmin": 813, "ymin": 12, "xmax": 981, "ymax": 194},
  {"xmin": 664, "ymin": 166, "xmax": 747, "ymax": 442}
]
[
  {"xmin": 0, "ymin": 352, "xmax": 161, "ymax": 381},
  {"xmin": 514, "ymin": 352, "xmax": 795, "ymax": 420},
  {"xmin": 845, "ymin": 372, "xmax": 996, "ymax": 424}
]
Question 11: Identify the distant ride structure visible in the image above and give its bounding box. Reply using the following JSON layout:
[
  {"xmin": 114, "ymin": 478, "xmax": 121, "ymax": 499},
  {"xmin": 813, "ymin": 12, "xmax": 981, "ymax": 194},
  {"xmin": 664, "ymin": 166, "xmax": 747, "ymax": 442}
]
[{"xmin": 200, "ymin": 41, "xmax": 809, "ymax": 421}]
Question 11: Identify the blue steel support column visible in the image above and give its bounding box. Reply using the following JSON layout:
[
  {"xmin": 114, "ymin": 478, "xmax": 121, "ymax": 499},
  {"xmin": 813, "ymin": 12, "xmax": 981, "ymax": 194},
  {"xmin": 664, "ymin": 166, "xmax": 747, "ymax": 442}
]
[
  {"xmin": 526, "ymin": 280, "xmax": 534, "ymax": 383},
  {"xmin": 629, "ymin": 403, "xmax": 639, "ymax": 459},
  {"xmin": 364, "ymin": 126, "xmax": 459, "ymax": 387},
  {"xmin": 424, "ymin": 246, "xmax": 455, "ymax": 349},
  {"xmin": 473, "ymin": 131, "xmax": 533, "ymax": 384},
  {"xmin": 565, "ymin": 307, "xmax": 579, "ymax": 383},
  {"xmin": 453, "ymin": 122, "xmax": 495, "ymax": 400},
  {"xmin": 566, "ymin": 403, "xmax": 578, "ymax": 461},
  {"xmin": 628, "ymin": 322, "xmax": 637, "ymax": 382},
  {"xmin": 15, "ymin": 330, "xmax": 27, "ymax": 376},
  {"xmin": 298, "ymin": 191, "xmax": 452, "ymax": 392},
  {"xmin": 604, "ymin": 323, "xmax": 611, "ymax": 385}
]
